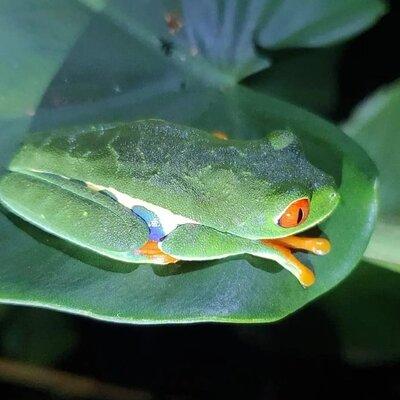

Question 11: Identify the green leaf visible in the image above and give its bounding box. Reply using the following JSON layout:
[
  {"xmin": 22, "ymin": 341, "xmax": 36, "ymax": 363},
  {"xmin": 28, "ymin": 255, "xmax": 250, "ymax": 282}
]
[
  {"xmin": 0, "ymin": 0, "xmax": 92, "ymax": 119},
  {"xmin": 257, "ymin": 0, "xmax": 386, "ymax": 49},
  {"xmin": 244, "ymin": 47, "xmax": 342, "ymax": 116},
  {"xmin": 0, "ymin": 87, "xmax": 377, "ymax": 323},
  {"xmin": 0, "ymin": 1, "xmax": 378, "ymax": 323},
  {"xmin": 78, "ymin": 0, "xmax": 385, "ymax": 84},
  {"xmin": 343, "ymin": 80, "xmax": 400, "ymax": 270},
  {"xmin": 320, "ymin": 262, "xmax": 400, "ymax": 365}
]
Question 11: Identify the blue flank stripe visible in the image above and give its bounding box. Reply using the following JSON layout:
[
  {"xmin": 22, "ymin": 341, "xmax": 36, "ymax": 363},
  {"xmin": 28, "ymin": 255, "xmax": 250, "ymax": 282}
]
[{"xmin": 131, "ymin": 206, "xmax": 165, "ymax": 241}]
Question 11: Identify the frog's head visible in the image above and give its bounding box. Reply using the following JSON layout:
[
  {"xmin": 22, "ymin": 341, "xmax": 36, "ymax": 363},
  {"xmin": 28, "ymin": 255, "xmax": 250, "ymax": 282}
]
[
  {"xmin": 235, "ymin": 130, "xmax": 340, "ymax": 240},
  {"xmin": 259, "ymin": 179, "xmax": 339, "ymax": 239}
]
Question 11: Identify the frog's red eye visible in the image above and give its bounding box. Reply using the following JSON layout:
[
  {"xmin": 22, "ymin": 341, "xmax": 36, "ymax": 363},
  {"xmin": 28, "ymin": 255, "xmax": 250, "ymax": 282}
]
[{"xmin": 278, "ymin": 198, "xmax": 310, "ymax": 228}]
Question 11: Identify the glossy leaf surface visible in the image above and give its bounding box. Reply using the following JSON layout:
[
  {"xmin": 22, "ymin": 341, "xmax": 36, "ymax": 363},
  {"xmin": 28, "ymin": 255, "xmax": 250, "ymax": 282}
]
[
  {"xmin": 343, "ymin": 80, "xmax": 400, "ymax": 271},
  {"xmin": 0, "ymin": 0, "xmax": 381, "ymax": 323}
]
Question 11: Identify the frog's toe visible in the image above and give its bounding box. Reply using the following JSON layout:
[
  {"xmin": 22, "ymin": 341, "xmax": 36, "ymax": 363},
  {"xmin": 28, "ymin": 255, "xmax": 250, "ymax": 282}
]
[
  {"xmin": 260, "ymin": 234, "xmax": 331, "ymax": 287},
  {"xmin": 261, "ymin": 240, "xmax": 316, "ymax": 287},
  {"xmin": 267, "ymin": 235, "xmax": 331, "ymax": 255},
  {"xmin": 137, "ymin": 240, "xmax": 178, "ymax": 264},
  {"xmin": 212, "ymin": 130, "xmax": 229, "ymax": 140}
]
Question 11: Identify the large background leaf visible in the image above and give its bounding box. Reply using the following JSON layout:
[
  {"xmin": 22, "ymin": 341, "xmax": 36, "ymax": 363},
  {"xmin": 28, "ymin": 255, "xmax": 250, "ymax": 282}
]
[
  {"xmin": 244, "ymin": 47, "xmax": 342, "ymax": 116},
  {"xmin": 256, "ymin": 0, "xmax": 386, "ymax": 48},
  {"xmin": 0, "ymin": 0, "xmax": 382, "ymax": 323},
  {"xmin": 320, "ymin": 262, "xmax": 400, "ymax": 365},
  {"xmin": 0, "ymin": 0, "xmax": 92, "ymax": 120},
  {"xmin": 343, "ymin": 79, "xmax": 400, "ymax": 271}
]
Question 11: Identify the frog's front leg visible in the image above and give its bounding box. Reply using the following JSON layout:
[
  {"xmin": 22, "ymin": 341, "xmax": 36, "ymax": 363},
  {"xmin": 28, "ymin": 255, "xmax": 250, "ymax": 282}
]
[
  {"xmin": 160, "ymin": 224, "xmax": 252, "ymax": 261},
  {"xmin": 160, "ymin": 224, "xmax": 321, "ymax": 287}
]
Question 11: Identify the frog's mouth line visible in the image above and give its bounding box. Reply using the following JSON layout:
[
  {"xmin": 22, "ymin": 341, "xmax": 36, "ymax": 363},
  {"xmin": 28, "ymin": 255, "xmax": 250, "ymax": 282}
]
[{"xmin": 261, "ymin": 235, "xmax": 331, "ymax": 287}]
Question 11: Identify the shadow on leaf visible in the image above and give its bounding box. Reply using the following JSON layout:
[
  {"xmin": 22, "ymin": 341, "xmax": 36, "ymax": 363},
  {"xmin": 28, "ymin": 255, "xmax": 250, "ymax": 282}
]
[{"xmin": 1, "ymin": 207, "xmax": 138, "ymax": 274}]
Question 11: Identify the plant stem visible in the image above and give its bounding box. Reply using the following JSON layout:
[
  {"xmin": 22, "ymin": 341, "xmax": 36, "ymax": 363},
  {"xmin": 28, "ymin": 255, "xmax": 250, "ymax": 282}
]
[{"xmin": 0, "ymin": 357, "xmax": 152, "ymax": 400}]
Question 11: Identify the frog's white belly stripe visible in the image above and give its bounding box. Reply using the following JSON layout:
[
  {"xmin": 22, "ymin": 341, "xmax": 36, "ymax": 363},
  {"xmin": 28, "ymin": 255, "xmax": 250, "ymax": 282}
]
[
  {"xmin": 85, "ymin": 181, "xmax": 198, "ymax": 235},
  {"xmin": 28, "ymin": 169, "xmax": 198, "ymax": 236}
]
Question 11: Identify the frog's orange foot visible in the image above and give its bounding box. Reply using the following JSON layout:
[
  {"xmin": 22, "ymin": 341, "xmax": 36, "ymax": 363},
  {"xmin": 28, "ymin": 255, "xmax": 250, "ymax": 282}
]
[
  {"xmin": 212, "ymin": 130, "xmax": 229, "ymax": 140},
  {"xmin": 138, "ymin": 240, "xmax": 178, "ymax": 264},
  {"xmin": 272, "ymin": 235, "xmax": 331, "ymax": 255},
  {"xmin": 261, "ymin": 235, "xmax": 331, "ymax": 288}
]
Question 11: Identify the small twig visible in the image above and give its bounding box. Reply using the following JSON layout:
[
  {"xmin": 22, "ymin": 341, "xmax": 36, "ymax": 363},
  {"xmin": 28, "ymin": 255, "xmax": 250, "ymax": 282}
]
[{"xmin": 0, "ymin": 357, "xmax": 152, "ymax": 400}]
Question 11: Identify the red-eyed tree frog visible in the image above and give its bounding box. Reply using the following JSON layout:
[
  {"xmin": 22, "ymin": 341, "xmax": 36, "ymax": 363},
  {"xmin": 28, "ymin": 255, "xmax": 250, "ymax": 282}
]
[{"xmin": 0, "ymin": 120, "xmax": 339, "ymax": 287}]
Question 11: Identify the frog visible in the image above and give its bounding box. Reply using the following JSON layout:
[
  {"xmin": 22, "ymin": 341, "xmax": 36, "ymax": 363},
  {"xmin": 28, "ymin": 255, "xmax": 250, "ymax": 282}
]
[{"xmin": 0, "ymin": 119, "xmax": 340, "ymax": 287}]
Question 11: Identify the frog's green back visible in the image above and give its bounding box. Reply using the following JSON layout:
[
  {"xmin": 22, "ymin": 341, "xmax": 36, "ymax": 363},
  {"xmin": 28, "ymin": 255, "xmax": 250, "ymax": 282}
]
[{"xmin": 9, "ymin": 120, "xmax": 337, "ymax": 239}]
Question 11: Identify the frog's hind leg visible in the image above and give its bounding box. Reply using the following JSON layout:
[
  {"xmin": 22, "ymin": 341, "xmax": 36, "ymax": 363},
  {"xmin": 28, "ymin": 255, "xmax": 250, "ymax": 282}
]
[
  {"xmin": 129, "ymin": 205, "xmax": 178, "ymax": 264},
  {"xmin": 0, "ymin": 171, "xmax": 150, "ymax": 263},
  {"xmin": 83, "ymin": 182, "xmax": 179, "ymax": 264}
]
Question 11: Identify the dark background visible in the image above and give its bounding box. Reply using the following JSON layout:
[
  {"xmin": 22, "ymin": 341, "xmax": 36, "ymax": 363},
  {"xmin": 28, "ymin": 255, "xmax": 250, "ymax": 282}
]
[{"xmin": 1, "ymin": 1, "xmax": 399, "ymax": 399}]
